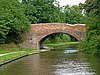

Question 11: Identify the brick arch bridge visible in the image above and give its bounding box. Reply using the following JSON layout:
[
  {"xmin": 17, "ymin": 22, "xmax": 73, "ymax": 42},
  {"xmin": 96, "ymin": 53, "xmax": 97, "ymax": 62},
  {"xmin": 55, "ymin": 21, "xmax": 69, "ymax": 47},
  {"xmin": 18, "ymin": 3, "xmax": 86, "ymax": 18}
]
[{"xmin": 22, "ymin": 23, "xmax": 86, "ymax": 49}]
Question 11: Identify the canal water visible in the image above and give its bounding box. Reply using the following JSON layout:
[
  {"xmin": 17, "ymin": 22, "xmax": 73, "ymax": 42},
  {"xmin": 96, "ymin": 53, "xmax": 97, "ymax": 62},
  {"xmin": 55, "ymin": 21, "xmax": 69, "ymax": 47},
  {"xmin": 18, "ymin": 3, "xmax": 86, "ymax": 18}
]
[{"xmin": 0, "ymin": 44, "xmax": 100, "ymax": 75}]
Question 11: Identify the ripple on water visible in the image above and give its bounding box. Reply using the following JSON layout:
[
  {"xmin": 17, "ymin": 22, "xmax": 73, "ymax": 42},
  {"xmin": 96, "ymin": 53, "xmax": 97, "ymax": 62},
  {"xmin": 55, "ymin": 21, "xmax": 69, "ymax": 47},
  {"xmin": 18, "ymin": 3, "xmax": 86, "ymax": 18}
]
[{"xmin": 53, "ymin": 60, "xmax": 95, "ymax": 75}]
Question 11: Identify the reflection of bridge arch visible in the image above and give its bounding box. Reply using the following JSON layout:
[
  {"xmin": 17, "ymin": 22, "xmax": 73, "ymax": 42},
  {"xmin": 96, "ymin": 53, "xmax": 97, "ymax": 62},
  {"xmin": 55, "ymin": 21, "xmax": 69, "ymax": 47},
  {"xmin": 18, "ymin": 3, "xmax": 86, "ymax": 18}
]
[{"xmin": 22, "ymin": 23, "xmax": 86, "ymax": 49}]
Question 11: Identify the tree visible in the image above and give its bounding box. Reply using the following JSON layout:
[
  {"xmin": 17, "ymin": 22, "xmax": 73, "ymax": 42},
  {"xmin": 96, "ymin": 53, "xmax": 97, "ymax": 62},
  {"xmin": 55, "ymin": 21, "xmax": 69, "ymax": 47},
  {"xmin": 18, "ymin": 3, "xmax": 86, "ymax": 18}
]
[
  {"xmin": 0, "ymin": 0, "xmax": 30, "ymax": 43},
  {"xmin": 21, "ymin": 0, "xmax": 37, "ymax": 24},
  {"xmin": 81, "ymin": 0, "xmax": 100, "ymax": 56},
  {"xmin": 21, "ymin": 0, "xmax": 65, "ymax": 23},
  {"xmin": 64, "ymin": 5, "xmax": 85, "ymax": 24}
]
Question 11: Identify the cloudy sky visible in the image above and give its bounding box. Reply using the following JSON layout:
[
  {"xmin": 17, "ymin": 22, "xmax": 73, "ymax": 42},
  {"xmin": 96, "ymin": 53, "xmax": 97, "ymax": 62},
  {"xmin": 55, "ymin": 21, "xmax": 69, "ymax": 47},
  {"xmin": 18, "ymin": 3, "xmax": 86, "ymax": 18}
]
[{"xmin": 57, "ymin": 0, "xmax": 86, "ymax": 6}]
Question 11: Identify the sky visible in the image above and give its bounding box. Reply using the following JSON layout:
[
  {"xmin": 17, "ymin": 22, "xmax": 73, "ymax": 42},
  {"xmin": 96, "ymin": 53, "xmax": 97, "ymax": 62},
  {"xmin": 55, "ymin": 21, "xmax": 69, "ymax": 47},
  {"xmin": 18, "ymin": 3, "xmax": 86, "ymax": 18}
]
[{"xmin": 57, "ymin": 0, "xmax": 86, "ymax": 6}]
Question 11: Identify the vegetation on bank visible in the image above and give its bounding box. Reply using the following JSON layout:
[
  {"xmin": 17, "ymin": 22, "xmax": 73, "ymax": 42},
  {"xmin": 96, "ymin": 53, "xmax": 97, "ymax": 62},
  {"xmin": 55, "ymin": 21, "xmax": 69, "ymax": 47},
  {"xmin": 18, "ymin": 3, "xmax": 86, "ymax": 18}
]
[
  {"xmin": 0, "ymin": 49, "xmax": 39, "ymax": 62},
  {"xmin": 45, "ymin": 42, "xmax": 79, "ymax": 48},
  {"xmin": 44, "ymin": 33, "xmax": 78, "ymax": 48},
  {"xmin": 44, "ymin": 33, "xmax": 77, "ymax": 44},
  {"xmin": 0, "ymin": 0, "xmax": 30, "ymax": 44},
  {"xmin": 0, "ymin": 43, "xmax": 45, "ymax": 62},
  {"xmin": 79, "ymin": 0, "xmax": 100, "ymax": 56}
]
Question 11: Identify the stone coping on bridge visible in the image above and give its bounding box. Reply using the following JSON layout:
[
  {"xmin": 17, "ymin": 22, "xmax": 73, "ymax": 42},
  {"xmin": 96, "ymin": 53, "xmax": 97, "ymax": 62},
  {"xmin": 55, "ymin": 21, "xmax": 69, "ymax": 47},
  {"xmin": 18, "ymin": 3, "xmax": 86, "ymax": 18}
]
[{"xmin": 31, "ymin": 23, "xmax": 86, "ymax": 26}]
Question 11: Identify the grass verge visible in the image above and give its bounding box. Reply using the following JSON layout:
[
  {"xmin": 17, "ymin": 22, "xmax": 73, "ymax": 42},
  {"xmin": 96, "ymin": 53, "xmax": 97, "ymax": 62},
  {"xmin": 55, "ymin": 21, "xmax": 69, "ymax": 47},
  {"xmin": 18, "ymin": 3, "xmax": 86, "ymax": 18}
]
[
  {"xmin": 45, "ymin": 42, "xmax": 79, "ymax": 48},
  {"xmin": 0, "ymin": 49, "xmax": 41, "ymax": 62},
  {"xmin": 0, "ymin": 43, "xmax": 48, "ymax": 63}
]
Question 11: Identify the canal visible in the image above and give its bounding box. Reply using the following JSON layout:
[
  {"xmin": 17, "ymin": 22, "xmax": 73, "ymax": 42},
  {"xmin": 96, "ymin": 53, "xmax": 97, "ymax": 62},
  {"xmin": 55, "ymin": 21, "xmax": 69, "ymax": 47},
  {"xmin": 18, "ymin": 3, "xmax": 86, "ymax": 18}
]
[{"xmin": 0, "ymin": 44, "xmax": 100, "ymax": 75}]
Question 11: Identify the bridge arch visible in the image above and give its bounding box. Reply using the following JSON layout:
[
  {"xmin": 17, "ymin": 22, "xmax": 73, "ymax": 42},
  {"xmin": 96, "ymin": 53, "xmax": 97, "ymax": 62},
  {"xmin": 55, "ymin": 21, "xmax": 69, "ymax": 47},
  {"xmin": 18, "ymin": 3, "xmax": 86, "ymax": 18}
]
[
  {"xmin": 22, "ymin": 23, "xmax": 86, "ymax": 49},
  {"xmin": 38, "ymin": 32, "xmax": 79, "ymax": 49}
]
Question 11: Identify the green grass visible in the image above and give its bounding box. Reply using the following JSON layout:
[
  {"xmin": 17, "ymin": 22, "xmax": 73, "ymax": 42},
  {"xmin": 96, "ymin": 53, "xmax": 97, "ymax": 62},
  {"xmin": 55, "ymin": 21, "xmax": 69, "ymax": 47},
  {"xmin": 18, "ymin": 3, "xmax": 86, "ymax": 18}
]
[
  {"xmin": 0, "ymin": 49, "xmax": 19, "ymax": 54},
  {"xmin": 0, "ymin": 49, "xmax": 41, "ymax": 62},
  {"xmin": 0, "ymin": 43, "xmax": 49, "ymax": 62},
  {"xmin": 45, "ymin": 42, "xmax": 79, "ymax": 48}
]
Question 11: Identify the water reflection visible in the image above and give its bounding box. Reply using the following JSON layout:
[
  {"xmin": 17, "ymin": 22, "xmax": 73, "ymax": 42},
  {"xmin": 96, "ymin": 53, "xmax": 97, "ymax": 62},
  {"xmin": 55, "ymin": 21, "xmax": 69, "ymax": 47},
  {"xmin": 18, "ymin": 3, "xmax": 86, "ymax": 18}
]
[
  {"xmin": 0, "ymin": 44, "xmax": 99, "ymax": 75},
  {"xmin": 64, "ymin": 48, "xmax": 79, "ymax": 53},
  {"xmin": 54, "ymin": 60, "xmax": 95, "ymax": 75}
]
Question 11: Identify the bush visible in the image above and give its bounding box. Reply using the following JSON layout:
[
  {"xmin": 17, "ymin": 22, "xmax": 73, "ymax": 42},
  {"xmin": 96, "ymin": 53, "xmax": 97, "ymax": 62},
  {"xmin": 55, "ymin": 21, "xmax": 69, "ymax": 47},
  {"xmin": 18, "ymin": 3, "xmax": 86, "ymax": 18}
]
[{"xmin": 0, "ymin": 0, "xmax": 30, "ymax": 43}]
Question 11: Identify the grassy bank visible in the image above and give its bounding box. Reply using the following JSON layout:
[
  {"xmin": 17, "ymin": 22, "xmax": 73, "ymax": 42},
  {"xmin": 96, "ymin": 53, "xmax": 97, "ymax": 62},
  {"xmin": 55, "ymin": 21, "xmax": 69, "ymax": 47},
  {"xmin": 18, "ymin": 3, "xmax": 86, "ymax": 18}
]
[
  {"xmin": 45, "ymin": 42, "xmax": 79, "ymax": 48},
  {"xmin": 0, "ymin": 49, "xmax": 40, "ymax": 62},
  {"xmin": 0, "ymin": 43, "xmax": 47, "ymax": 63}
]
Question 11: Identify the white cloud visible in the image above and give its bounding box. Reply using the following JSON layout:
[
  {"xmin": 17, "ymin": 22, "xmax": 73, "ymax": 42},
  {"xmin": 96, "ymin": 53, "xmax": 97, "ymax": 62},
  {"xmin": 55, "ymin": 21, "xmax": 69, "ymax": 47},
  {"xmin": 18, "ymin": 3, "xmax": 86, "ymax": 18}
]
[{"xmin": 57, "ymin": 0, "xmax": 86, "ymax": 6}]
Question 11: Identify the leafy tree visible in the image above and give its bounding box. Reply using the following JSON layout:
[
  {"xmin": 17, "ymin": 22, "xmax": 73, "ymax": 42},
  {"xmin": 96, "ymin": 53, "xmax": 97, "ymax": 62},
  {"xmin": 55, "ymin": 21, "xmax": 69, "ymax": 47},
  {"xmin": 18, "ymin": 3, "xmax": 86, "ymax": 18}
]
[
  {"xmin": 81, "ymin": 0, "xmax": 100, "ymax": 56},
  {"xmin": 21, "ymin": 0, "xmax": 37, "ymax": 24},
  {"xmin": 0, "ymin": 0, "xmax": 30, "ymax": 43},
  {"xmin": 21, "ymin": 0, "xmax": 65, "ymax": 23},
  {"xmin": 64, "ymin": 5, "xmax": 85, "ymax": 24}
]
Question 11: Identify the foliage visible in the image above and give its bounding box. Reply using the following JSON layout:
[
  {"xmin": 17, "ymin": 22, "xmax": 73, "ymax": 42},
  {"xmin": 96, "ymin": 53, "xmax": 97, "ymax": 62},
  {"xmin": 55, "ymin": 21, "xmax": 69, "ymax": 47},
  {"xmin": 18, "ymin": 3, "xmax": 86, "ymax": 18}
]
[
  {"xmin": 21, "ymin": 0, "xmax": 65, "ymax": 23},
  {"xmin": 80, "ymin": 0, "xmax": 100, "ymax": 56},
  {"xmin": 21, "ymin": 0, "xmax": 85, "ymax": 24},
  {"xmin": 44, "ymin": 33, "xmax": 76, "ymax": 44},
  {"xmin": 0, "ymin": 0, "xmax": 30, "ymax": 43},
  {"xmin": 21, "ymin": 0, "xmax": 37, "ymax": 24},
  {"xmin": 64, "ymin": 5, "xmax": 85, "ymax": 24}
]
